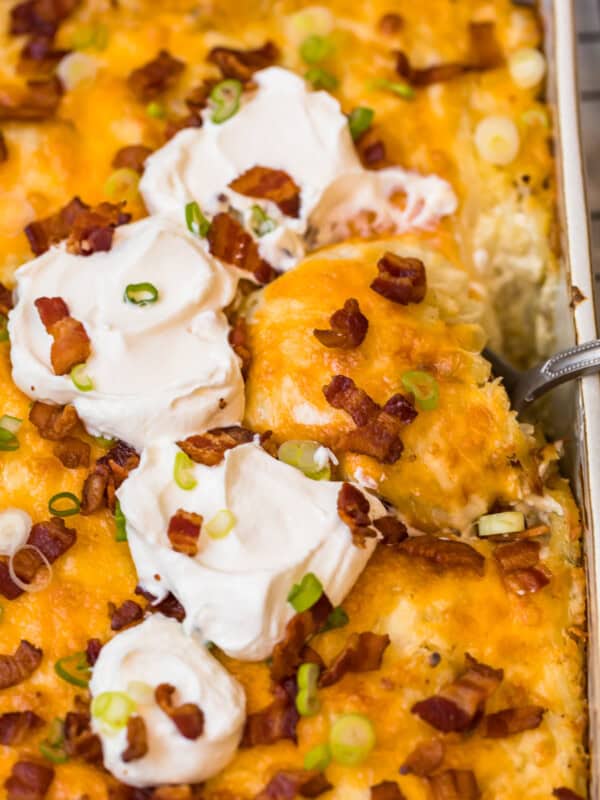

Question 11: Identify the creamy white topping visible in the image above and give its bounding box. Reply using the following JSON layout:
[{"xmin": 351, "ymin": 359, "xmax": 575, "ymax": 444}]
[
  {"xmin": 140, "ymin": 67, "xmax": 457, "ymax": 273},
  {"xmin": 8, "ymin": 215, "xmax": 244, "ymax": 450},
  {"xmin": 0, "ymin": 509, "xmax": 31, "ymax": 555},
  {"xmin": 118, "ymin": 440, "xmax": 385, "ymax": 660},
  {"xmin": 89, "ymin": 614, "xmax": 246, "ymax": 787}
]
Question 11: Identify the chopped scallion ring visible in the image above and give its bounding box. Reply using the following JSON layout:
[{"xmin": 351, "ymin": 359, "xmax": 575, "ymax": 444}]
[
  {"xmin": 323, "ymin": 606, "xmax": 349, "ymax": 631},
  {"xmin": 55, "ymin": 651, "xmax": 90, "ymax": 687},
  {"xmin": 371, "ymin": 77, "xmax": 415, "ymax": 99},
  {"xmin": 250, "ymin": 205, "xmax": 276, "ymax": 237},
  {"xmin": 278, "ymin": 440, "xmax": 332, "ymax": 481},
  {"xmin": 0, "ymin": 426, "xmax": 19, "ymax": 452},
  {"xmin": 329, "ymin": 713, "xmax": 376, "ymax": 765},
  {"xmin": 474, "ymin": 115, "xmax": 520, "ymax": 166},
  {"xmin": 70, "ymin": 363, "xmax": 94, "ymax": 392},
  {"xmin": 48, "ymin": 492, "xmax": 81, "ymax": 517},
  {"xmin": 124, "ymin": 282, "xmax": 159, "ymax": 306},
  {"xmin": 296, "ymin": 662, "xmax": 321, "ymax": 716},
  {"xmin": 477, "ymin": 511, "xmax": 525, "ymax": 538},
  {"xmin": 300, "ymin": 34, "xmax": 334, "ymax": 64},
  {"xmin": 91, "ymin": 691, "xmax": 137, "ymax": 730},
  {"xmin": 173, "ymin": 451, "xmax": 197, "ymax": 491},
  {"xmin": 205, "ymin": 509, "xmax": 236, "ymax": 539},
  {"xmin": 287, "ymin": 572, "xmax": 323, "ymax": 613},
  {"xmin": 104, "ymin": 168, "xmax": 140, "ymax": 205},
  {"xmin": 39, "ymin": 718, "xmax": 68, "ymax": 764},
  {"xmin": 146, "ymin": 100, "xmax": 166, "ymax": 119},
  {"xmin": 305, "ymin": 66, "xmax": 339, "ymax": 91},
  {"xmin": 0, "ymin": 415, "xmax": 22, "ymax": 436},
  {"xmin": 185, "ymin": 201, "xmax": 211, "ymax": 238},
  {"xmin": 0, "ymin": 314, "xmax": 8, "ymax": 342},
  {"xmin": 209, "ymin": 79, "xmax": 243, "ymax": 124},
  {"xmin": 348, "ymin": 106, "xmax": 374, "ymax": 141},
  {"xmin": 509, "ymin": 48, "xmax": 546, "ymax": 89},
  {"xmin": 304, "ymin": 742, "xmax": 332, "ymax": 771},
  {"xmin": 114, "ymin": 499, "xmax": 127, "ymax": 542},
  {"xmin": 72, "ymin": 22, "xmax": 109, "ymax": 51},
  {"xmin": 93, "ymin": 434, "xmax": 116, "ymax": 449},
  {"xmin": 401, "ymin": 370, "xmax": 439, "ymax": 411}
]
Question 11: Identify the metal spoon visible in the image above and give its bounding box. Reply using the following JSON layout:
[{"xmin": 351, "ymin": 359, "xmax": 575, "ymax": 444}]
[{"xmin": 483, "ymin": 340, "xmax": 600, "ymax": 413}]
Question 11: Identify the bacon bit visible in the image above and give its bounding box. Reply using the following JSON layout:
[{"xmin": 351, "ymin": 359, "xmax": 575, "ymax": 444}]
[
  {"xmin": 400, "ymin": 738, "xmax": 445, "ymax": 776},
  {"xmin": 85, "ymin": 638, "xmax": 102, "ymax": 666},
  {"xmin": 371, "ymin": 252, "xmax": 427, "ymax": 305},
  {"xmin": 137, "ymin": 587, "xmax": 187, "ymax": 622},
  {"xmin": 0, "ymin": 75, "xmax": 62, "ymax": 122},
  {"xmin": 319, "ymin": 631, "xmax": 390, "ymax": 687},
  {"xmin": 0, "ymin": 283, "xmax": 13, "ymax": 318},
  {"xmin": 66, "ymin": 201, "xmax": 130, "ymax": 256},
  {"xmin": 53, "ymin": 436, "xmax": 90, "ymax": 469},
  {"xmin": 396, "ymin": 52, "xmax": 468, "ymax": 87},
  {"xmin": 0, "ymin": 133, "xmax": 7, "ymax": 164},
  {"xmin": 337, "ymin": 482, "xmax": 378, "ymax": 548},
  {"xmin": 242, "ymin": 678, "xmax": 299, "ymax": 748},
  {"xmin": 398, "ymin": 536, "xmax": 485, "ymax": 576},
  {"xmin": 255, "ymin": 770, "xmax": 332, "ymax": 800},
  {"xmin": 24, "ymin": 196, "xmax": 86, "ymax": 255},
  {"xmin": 300, "ymin": 644, "xmax": 325, "ymax": 670},
  {"xmin": 481, "ymin": 705, "xmax": 545, "ymax": 738},
  {"xmin": 168, "ymin": 510, "xmax": 203, "ymax": 557},
  {"xmin": 469, "ymin": 21, "xmax": 504, "ymax": 70},
  {"xmin": 412, "ymin": 653, "xmax": 503, "ymax": 733},
  {"xmin": 10, "ymin": 0, "xmax": 80, "ymax": 36},
  {"xmin": 493, "ymin": 540, "xmax": 551, "ymax": 596},
  {"xmin": 122, "ymin": 715, "xmax": 148, "ymax": 762},
  {"xmin": 4, "ymin": 760, "xmax": 54, "ymax": 800},
  {"xmin": 112, "ymin": 144, "xmax": 153, "ymax": 174},
  {"xmin": 155, "ymin": 683, "xmax": 205, "ymax": 740},
  {"xmin": 34, "ymin": 297, "xmax": 91, "ymax": 375},
  {"xmin": 177, "ymin": 425, "xmax": 254, "ymax": 467},
  {"xmin": 63, "ymin": 707, "xmax": 102, "ymax": 764},
  {"xmin": 229, "ymin": 166, "xmax": 301, "ymax": 217},
  {"xmin": 356, "ymin": 131, "xmax": 387, "ymax": 169},
  {"xmin": 314, "ymin": 298, "xmax": 368, "ymax": 350},
  {"xmin": 110, "ymin": 599, "xmax": 144, "ymax": 631},
  {"xmin": 378, "ymin": 13, "xmax": 404, "ymax": 34},
  {"xmin": 207, "ymin": 41, "xmax": 279, "ymax": 82},
  {"xmin": 427, "ymin": 770, "xmax": 480, "ymax": 800},
  {"xmin": 229, "ymin": 316, "xmax": 252, "ymax": 379},
  {"xmin": 207, "ymin": 212, "xmax": 277, "ymax": 285},
  {"xmin": 481, "ymin": 523, "xmax": 550, "ymax": 544},
  {"xmin": 270, "ymin": 594, "xmax": 333, "ymax": 684},
  {"xmin": 81, "ymin": 440, "xmax": 140, "ymax": 515},
  {"xmin": 370, "ymin": 781, "xmax": 406, "ymax": 800},
  {"xmin": 128, "ymin": 50, "xmax": 185, "ymax": 101},
  {"xmin": 29, "ymin": 401, "xmax": 80, "ymax": 440},
  {"xmin": 373, "ymin": 515, "xmax": 408, "ymax": 547},
  {"xmin": 0, "ymin": 710, "xmax": 44, "ymax": 745},
  {"xmin": 553, "ymin": 790, "xmax": 585, "ymax": 800},
  {"xmin": 324, "ymin": 375, "xmax": 379, "ymax": 427},
  {"xmin": 0, "ymin": 640, "xmax": 42, "ymax": 689}
]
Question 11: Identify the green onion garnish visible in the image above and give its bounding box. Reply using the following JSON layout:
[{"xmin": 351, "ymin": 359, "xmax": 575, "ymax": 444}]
[
  {"xmin": 173, "ymin": 450, "xmax": 197, "ymax": 491},
  {"xmin": 304, "ymin": 742, "xmax": 332, "ymax": 771},
  {"xmin": 104, "ymin": 168, "xmax": 140, "ymax": 205},
  {"xmin": 400, "ymin": 370, "xmax": 439, "ymax": 410},
  {"xmin": 348, "ymin": 107, "xmax": 374, "ymax": 141},
  {"xmin": 278, "ymin": 440, "xmax": 331, "ymax": 481},
  {"xmin": 371, "ymin": 78, "xmax": 415, "ymax": 100},
  {"xmin": 0, "ymin": 314, "xmax": 8, "ymax": 342},
  {"xmin": 72, "ymin": 22, "xmax": 109, "ymax": 51},
  {"xmin": 300, "ymin": 34, "xmax": 334, "ymax": 64},
  {"xmin": 0, "ymin": 415, "xmax": 21, "ymax": 451},
  {"xmin": 329, "ymin": 713, "xmax": 376, "ymax": 765},
  {"xmin": 296, "ymin": 662, "xmax": 321, "ymax": 716},
  {"xmin": 0, "ymin": 415, "xmax": 22, "ymax": 436},
  {"xmin": 146, "ymin": 100, "xmax": 166, "ymax": 119},
  {"xmin": 39, "ymin": 718, "xmax": 68, "ymax": 764},
  {"xmin": 205, "ymin": 509, "xmax": 236, "ymax": 539},
  {"xmin": 250, "ymin": 205, "xmax": 276, "ymax": 237},
  {"xmin": 477, "ymin": 511, "xmax": 525, "ymax": 538},
  {"xmin": 185, "ymin": 201, "xmax": 211, "ymax": 238},
  {"xmin": 55, "ymin": 651, "xmax": 90, "ymax": 688},
  {"xmin": 114, "ymin": 499, "xmax": 127, "ymax": 542},
  {"xmin": 93, "ymin": 434, "xmax": 116, "ymax": 449},
  {"xmin": 124, "ymin": 282, "xmax": 159, "ymax": 306},
  {"xmin": 91, "ymin": 691, "xmax": 137, "ymax": 731},
  {"xmin": 323, "ymin": 606, "xmax": 349, "ymax": 631},
  {"xmin": 48, "ymin": 492, "xmax": 81, "ymax": 517},
  {"xmin": 305, "ymin": 67, "xmax": 339, "ymax": 91},
  {"xmin": 209, "ymin": 79, "xmax": 243, "ymax": 124},
  {"xmin": 287, "ymin": 572, "xmax": 323, "ymax": 613},
  {"xmin": 70, "ymin": 363, "xmax": 94, "ymax": 392}
]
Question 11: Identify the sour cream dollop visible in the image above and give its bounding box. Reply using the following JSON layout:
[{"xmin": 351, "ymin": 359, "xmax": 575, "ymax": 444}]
[
  {"xmin": 140, "ymin": 67, "xmax": 457, "ymax": 272},
  {"xmin": 118, "ymin": 440, "xmax": 385, "ymax": 660},
  {"xmin": 8, "ymin": 215, "xmax": 244, "ymax": 450},
  {"xmin": 89, "ymin": 614, "xmax": 246, "ymax": 787}
]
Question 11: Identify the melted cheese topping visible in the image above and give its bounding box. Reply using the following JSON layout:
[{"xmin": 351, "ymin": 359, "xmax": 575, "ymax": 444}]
[
  {"xmin": 8, "ymin": 215, "xmax": 243, "ymax": 449},
  {"xmin": 89, "ymin": 614, "xmax": 246, "ymax": 787},
  {"xmin": 118, "ymin": 440, "xmax": 384, "ymax": 660}
]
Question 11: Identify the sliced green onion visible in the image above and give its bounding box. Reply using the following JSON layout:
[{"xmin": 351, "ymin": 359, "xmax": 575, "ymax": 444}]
[
  {"xmin": 304, "ymin": 742, "xmax": 332, "ymax": 771},
  {"xmin": 278, "ymin": 440, "xmax": 331, "ymax": 481},
  {"xmin": 0, "ymin": 415, "xmax": 22, "ymax": 436},
  {"xmin": 401, "ymin": 370, "xmax": 439, "ymax": 411},
  {"xmin": 305, "ymin": 67, "xmax": 339, "ymax": 91},
  {"xmin": 91, "ymin": 691, "xmax": 137, "ymax": 730},
  {"xmin": 124, "ymin": 282, "xmax": 159, "ymax": 306},
  {"xmin": 348, "ymin": 106, "xmax": 374, "ymax": 141},
  {"xmin": 114, "ymin": 499, "xmax": 127, "ymax": 542},
  {"xmin": 371, "ymin": 77, "xmax": 415, "ymax": 99},
  {"xmin": 93, "ymin": 434, "xmax": 116, "ymax": 449},
  {"xmin": 0, "ymin": 416, "xmax": 20, "ymax": 451},
  {"xmin": 287, "ymin": 572, "xmax": 323, "ymax": 613},
  {"xmin": 520, "ymin": 108, "xmax": 549, "ymax": 128},
  {"xmin": 174, "ymin": 451, "xmax": 197, "ymax": 491},
  {"xmin": 48, "ymin": 492, "xmax": 81, "ymax": 517},
  {"xmin": 104, "ymin": 168, "xmax": 140, "ymax": 205},
  {"xmin": 0, "ymin": 314, "xmax": 8, "ymax": 342},
  {"xmin": 477, "ymin": 511, "xmax": 525, "ymax": 538},
  {"xmin": 296, "ymin": 662, "xmax": 321, "ymax": 716},
  {"xmin": 72, "ymin": 22, "xmax": 109, "ymax": 51},
  {"xmin": 39, "ymin": 718, "xmax": 68, "ymax": 764},
  {"xmin": 209, "ymin": 79, "xmax": 243, "ymax": 124},
  {"xmin": 250, "ymin": 205, "xmax": 276, "ymax": 237},
  {"xmin": 70, "ymin": 363, "xmax": 94, "ymax": 392},
  {"xmin": 329, "ymin": 713, "xmax": 376, "ymax": 765},
  {"xmin": 55, "ymin": 651, "xmax": 90, "ymax": 688},
  {"xmin": 146, "ymin": 100, "xmax": 167, "ymax": 119},
  {"xmin": 323, "ymin": 606, "xmax": 349, "ymax": 632},
  {"xmin": 300, "ymin": 34, "xmax": 334, "ymax": 64},
  {"xmin": 185, "ymin": 201, "xmax": 211, "ymax": 238},
  {"xmin": 205, "ymin": 509, "xmax": 236, "ymax": 539},
  {"xmin": 127, "ymin": 680, "xmax": 154, "ymax": 704}
]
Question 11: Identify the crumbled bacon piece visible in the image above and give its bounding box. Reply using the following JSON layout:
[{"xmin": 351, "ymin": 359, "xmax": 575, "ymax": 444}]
[
  {"xmin": 24, "ymin": 196, "xmax": 87, "ymax": 255},
  {"xmin": 0, "ymin": 710, "xmax": 44, "ymax": 745},
  {"xmin": 398, "ymin": 536, "xmax": 485, "ymax": 576},
  {"xmin": 0, "ymin": 133, "xmax": 7, "ymax": 163},
  {"xmin": 128, "ymin": 50, "xmax": 185, "ymax": 101},
  {"xmin": 396, "ymin": 52, "xmax": 468, "ymax": 87},
  {"xmin": 110, "ymin": 599, "xmax": 144, "ymax": 631},
  {"xmin": 122, "ymin": 716, "xmax": 148, "ymax": 762},
  {"xmin": 177, "ymin": 426, "xmax": 254, "ymax": 467},
  {"xmin": 469, "ymin": 21, "xmax": 504, "ymax": 70},
  {"xmin": 0, "ymin": 282, "xmax": 13, "ymax": 315},
  {"xmin": 242, "ymin": 678, "xmax": 299, "ymax": 748},
  {"xmin": 371, "ymin": 252, "xmax": 427, "ymax": 305},
  {"xmin": 481, "ymin": 705, "xmax": 545, "ymax": 738},
  {"xmin": 412, "ymin": 653, "xmax": 503, "ymax": 732},
  {"xmin": 229, "ymin": 316, "xmax": 252, "ymax": 379},
  {"xmin": 0, "ymin": 640, "xmax": 42, "ymax": 689},
  {"xmin": 324, "ymin": 375, "xmax": 380, "ymax": 427},
  {"xmin": 255, "ymin": 770, "xmax": 332, "ymax": 800},
  {"xmin": 0, "ymin": 75, "xmax": 62, "ymax": 121},
  {"xmin": 34, "ymin": 296, "xmax": 91, "ymax": 375},
  {"xmin": 207, "ymin": 41, "xmax": 279, "ymax": 82},
  {"xmin": 63, "ymin": 706, "xmax": 102, "ymax": 764},
  {"xmin": 207, "ymin": 212, "xmax": 277, "ymax": 285},
  {"xmin": 337, "ymin": 483, "xmax": 378, "ymax": 548},
  {"xmin": 19, "ymin": 35, "xmax": 67, "ymax": 73},
  {"xmin": 370, "ymin": 781, "xmax": 406, "ymax": 800},
  {"xmin": 319, "ymin": 631, "xmax": 390, "ymax": 687},
  {"xmin": 373, "ymin": 515, "xmax": 408, "ymax": 547},
  {"xmin": 29, "ymin": 401, "xmax": 80, "ymax": 440},
  {"xmin": 81, "ymin": 440, "xmax": 140, "ymax": 515},
  {"xmin": 168, "ymin": 510, "xmax": 202, "ymax": 557},
  {"xmin": 85, "ymin": 638, "xmax": 102, "ymax": 666},
  {"xmin": 493, "ymin": 540, "xmax": 551, "ymax": 596},
  {"xmin": 314, "ymin": 298, "xmax": 368, "ymax": 349},
  {"xmin": 378, "ymin": 13, "xmax": 404, "ymax": 35},
  {"xmin": 53, "ymin": 436, "xmax": 90, "ymax": 469},
  {"xmin": 356, "ymin": 131, "xmax": 387, "ymax": 169},
  {"xmin": 400, "ymin": 738, "xmax": 445, "ymax": 776},
  {"xmin": 137, "ymin": 587, "xmax": 187, "ymax": 622},
  {"xmin": 4, "ymin": 760, "xmax": 54, "ymax": 800},
  {"xmin": 426, "ymin": 770, "xmax": 480, "ymax": 800},
  {"xmin": 270, "ymin": 594, "xmax": 333, "ymax": 684},
  {"xmin": 155, "ymin": 683, "xmax": 205, "ymax": 740},
  {"xmin": 10, "ymin": 0, "xmax": 80, "ymax": 36},
  {"xmin": 553, "ymin": 790, "xmax": 584, "ymax": 800},
  {"xmin": 112, "ymin": 144, "xmax": 153, "ymax": 174},
  {"xmin": 229, "ymin": 166, "xmax": 301, "ymax": 217}
]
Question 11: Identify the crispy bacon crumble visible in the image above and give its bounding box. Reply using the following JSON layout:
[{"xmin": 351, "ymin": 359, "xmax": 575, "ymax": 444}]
[
  {"xmin": 122, "ymin": 715, "xmax": 148, "ymax": 762},
  {"xmin": 242, "ymin": 678, "xmax": 299, "ymax": 748},
  {"xmin": 398, "ymin": 535, "xmax": 485, "ymax": 575},
  {"xmin": 255, "ymin": 770, "xmax": 332, "ymax": 799},
  {"xmin": 35, "ymin": 296, "xmax": 91, "ymax": 375},
  {"xmin": 370, "ymin": 252, "xmax": 427, "ymax": 305},
  {"xmin": 207, "ymin": 212, "xmax": 277, "ymax": 285},
  {"xmin": 400, "ymin": 738, "xmax": 445, "ymax": 776},
  {"xmin": 493, "ymin": 540, "xmax": 552, "ymax": 596},
  {"xmin": 177, "ymin": 425, "xmax": 254, "ymax": 466},
  {"xmin": 109, "ymin": 599, "xmax": 144, "ymax": 631},
  {"xmin": 128, "ymin": 50, "xmax": 185, "ymax": 101},
  {"xmin": 0, "ymin": 640, "xmax": 43, "ymax": 689},
  {"xmin": 270, "ymin": 594, "xmax": 333, "ymax": 684},
  {"xmin": 4, "ymin": 760, "xmax": 54, "ymax": 800},
  {"xmin": 81, "ymin": 440, "xmax": 140, "ymax": 515},
  {"xmin": 112, "ymin": 144, "xmax": 153, "ymax": 174},
  {"xmin": 207, "ymin": 41, "xmax": 279, "ymax": 82},
  {"xmin": 426, "ymin": 769, "xmax": 481, "ymax": 800},
  {"xmin": 29, "ymin": 401, "xmax": 80, "ymax": 440},
  {"xmin": 314, "ymin": 298, "xmax": 369, "ymax": 349},
  {"xmin": 319, "ymin": 631, "xmax": 391, "ymax": 687},
  {"xmin": 0, "ymin": 710, "xmax": 44, "ymax": 745},
  {"xmin": 480, "ymin": 705, "xmax": 545, "ymax": 738},
  {"xmin": 370, "ymin": 781, "xmax": 406, "ymax": 800},
  {"xmin": 167, "ymin": 510, "xmax": 203, "ymax": 557},
  {"xmin": 337, "ymin": 482, "xmax": 378, "ymax": 548},
  {"xmin": 155, "ymin": 683, "xmax": 205, "ymax": 740},
  {"xmin": 229, "ymin": 166, "xmax": 301, "ymax": 217}
]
